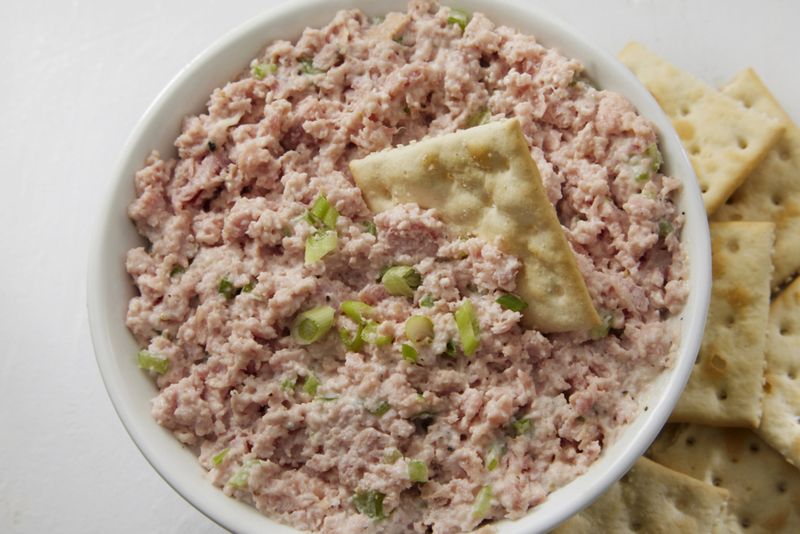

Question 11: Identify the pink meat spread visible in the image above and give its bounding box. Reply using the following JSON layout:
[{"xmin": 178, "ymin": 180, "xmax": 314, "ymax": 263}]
[{"xmin": 125, "ymin": 1, "xmax": 688, "ymax": 532}]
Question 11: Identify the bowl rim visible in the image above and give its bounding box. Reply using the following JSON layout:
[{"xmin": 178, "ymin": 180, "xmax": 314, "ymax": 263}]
[{"xmin": 87, "ymin": 0, "xmax": 711, "ymax": 532}]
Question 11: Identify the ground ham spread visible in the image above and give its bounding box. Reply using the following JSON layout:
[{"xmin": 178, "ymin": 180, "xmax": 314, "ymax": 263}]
[{"xmin": 125, "ymin": 1, "xmax": 688, "ymax": 532}]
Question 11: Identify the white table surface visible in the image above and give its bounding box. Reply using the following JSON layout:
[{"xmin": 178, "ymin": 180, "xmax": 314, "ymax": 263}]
[{"xmin": 2, "ymin": 0, "xmax": 798, "ymax": 532}]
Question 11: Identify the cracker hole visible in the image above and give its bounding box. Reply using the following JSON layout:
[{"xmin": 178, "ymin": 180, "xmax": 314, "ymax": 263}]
[
  {"xmin": 712, "ymin": 477, "xmax": 722, "ymax": 487},
  {"xmin": 690, "ymin": 146, "xmax": 701, "ymax": 156},
  {"xmin": 727, "ymin": 316, "xmax": 736, "ymax": 327},
  {"xmin": 779, "ymin": 150, "xmax": 791, "ymax": 161},
  {"xmin": 679, "ymin": 105, "xmax": 690, "ymax": 116},
  {"xmin": 718, "ymin": 390, "xmax": 728, "ymax": 401},
  {"xmin": 772, "ymin": 194, "xmax": 782, "ymax": 205},
  {"xmin": 711, "ymin": 354, "xmax": 727, "ymax": 371},
  {"xmin": 728, "ymin": 240, "xmax": 740, "ymax": 253},
  {"xmin": 686, "ymin": 436, "xmax": 695, "ymax": 446},
  {"xmin": 737, "ymin": 137, "xmax": 749, "ymax": 150},
  {"xmin": 632, "ymin": 522, "xmax": 642, "ymax": 531},
  {"xmin": 701, "ymin": 185, "xmax": 709, "ymax": 193},
  {"xmin": 741, "ymin": 519, "xmax": 751, "ymax": 528},
  {"xmin": 749, "ymin": 443, "xmax": 759, "ymax": 453},
  {"xmin": 788, "ymin": 370, "xmax": 797, "ymax": 380},
  {"xmin": 780, "ymin": 324, "xmax": 791, "ymax": 335},
  {"xmin": 731, "ymin": 213, "xmax": 743, "ymax": 221},
  {"xmin": 778, "ymin": 482, "xmax": 787, "ymax": 493}
]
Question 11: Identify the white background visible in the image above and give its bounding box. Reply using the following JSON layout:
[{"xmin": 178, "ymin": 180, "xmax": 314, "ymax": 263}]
[{"xmin": 1, "ymin": 0, "xmax": 798, "ymax": 532}]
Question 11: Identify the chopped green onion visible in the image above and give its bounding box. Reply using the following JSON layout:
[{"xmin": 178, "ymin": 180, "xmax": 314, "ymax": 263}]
[
  {"xmin": 455, "ymin": 299, "xmax": 481, "ymax": 356},
  {"xmin": 509, "ymin": 417, "xmax": 533, "ymax": 438},
  {"xmin": 228, "ymin": 459, "xmax": 260, "ymax": 488},
  {"xmin": 339, "ymin": 325, "xmax": 364, "ymax": 352},
  {"xmin": 466, "ymin": 108, "xmax": 490, "ymax": 128},
  {"xmin": 311, "ymin": 195, "xmax": 339, "ymax": 229},
  {"xmin": 305, "ymin": 230, "xmax": 337, "ymax": 263},
  {"xmin": 419, "ymin": 294, "xmax": 437, "ymax": 307},
  {"xmin": 403, "ymin": 105, "xmax": 410, "ymax": 114},
  {"xmin": 303, "ymin": 373, "xmax": 320, "ymax": 397},
  {"xmin": 299, "ymin": 57, "xmax": 326, "ymax": 75},
  {"xmin": 292, "ymin": 210, "xmax": 316, "ymax": 227},
  {"xmin": 291, "ymin": 306, "xmax": 334, "ymax": 345},
  {"xmin": 485, "ymin": 445, "xmax": 503, "ymax": 471},
  {"xmin": 393, "ymin": 36, "xmax": 404, "ymax": 45},
  {"xmin": 646, "ymin": 144, "xmax": 663, "ymax": 173},
  {"xmin": 351, "ymin": 490, "xmax": 387, "ymax": 520},
  {"xmin": 362, "ymin": 321, "xmax": 393, "ymax": 345},
  {"xmin": 252, "ymin": 62, "xmax": 278, "ymax": 79},
  {"xmin": 363, "ymin": 220, "xmax": 377, "ymax": 236},
  {"xmin": 138, "ymin": 350, "xmax": 169, "ymax": 374},
  {"xmin": 384, "ymin": 448, "xmax": 402, "ymax": 464},
  {"xmin": 370, "ymin": 400, "xmax": 391, "ymax": 416},
  {"xmin": 658, "ymin": 221, "xmax": 675, "ymax": 238},
  {"xmin": 241, "ymin": 282, "xmax": 255, "ymax": 293},
  {"xmin": 645, "ymin": 191, "xmax": 656, "ymax": 200},
  {"xmin": 466, "ymin": 283, "xmax": 479, "ymax": 293},
  {"xmin": 472, "ymin": 485, "xmax": 493, "ymax": 517},
  {"xmin": 448, "ymin": 8, "xmax": 470, "ymax": 32},
  {"xmin": 408, "ymin": 460, "xmax": 428, "ymax": 483},
  {"xmin": 341, "ymin": 301, "xmax": 375, "ymax": 325},
  {"xmin": 589, "ymin": 313, "xmax": 613, "ymax": 338},
  {"xmin": 281, "ymin": 225, "xmax": 293, "ymax": 237},
  {"xmin": 495, "ymin": 294, "xmax": 528, "ymax": 312},
  {"xmin": 372, "ymin": 15, "xmax": 385, "ymax": 25},
  {"xmin": 169, "ymin": 265, "xmax": 185, "ymax": 277},
  {"xmin": 402, "ymin": 343, "xmax": 418, "ymax": 363},
  {"xmin": 382, "ymin": 265, "xmax": 422, "ymax": 297},
  {"xmin": 316, "ymin": 396, "xmax": 339, "ymax": 402},
  {"xmin": 281, "ymin": 379, "xmax": 296, "ymax": 391},
  {"xmin": 444, "ymin": 339, "xmax": 457, "ymax": 357},
  {"xmin": 405, "ymin": 315, "xmax": 434, "ymax": 344},
  {"xmin": 218, "ymin": 275, "xmax": 235, "ymax": 300},
  {"xmin": 212, "ymin": 448, "xmax": 230, "ymax": 466}
]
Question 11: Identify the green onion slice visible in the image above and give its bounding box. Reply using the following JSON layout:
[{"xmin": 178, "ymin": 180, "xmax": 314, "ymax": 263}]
[
  {"xmin": 455, "ymin": 299, "xmax": 481, "ymax": 356},
  {"xmin": 447, "ymin": 8, "xmax": 470, "ymax": 31},
  {"xmin": 405, "ymin": 315, "xmax": 434, "ymax": 344},
  {"xmin": 658, "ymin": 221, "xmax": 675, "ymax": 238},
  {"xmin": 362, "ymin": 321, "xmax": 393, "ymax": 345},
  {"xmin": 299, "ymin": 57, "xmax": 326, "ymax": 75},
  {"xmin": 363, "ymin": 220, "xmax": 377, "ymax": 236},
  {"xmin": 212, "ymin": 448, "xmax": 230, "ymax": 466},
  {"xmin": 305, "ymin": 230, "xmax": 337, "ymax": 264},
  {"xmin": 169, "ymin": 265, "xmax": 185, "ymax": 277},
  {"xmin": 291, "ymin": 306, "xmax": 334, "ymax": 345},
  {"xmin": 303, "ymin": 373, "xmax": 320, "ymax": 397},
  {"xmin": 292, "ymin": 210, "xmax": 316, "ymax": 227},
  {"xmin": 466, "ymin": 108, "xmax": 491, "ymax": 128},
  {"xmin": 419, "ymin": 294, "xmax": 437, "ymax": 307},
  {"xmin": 252, "ymin": 62, "xmax": 278, "ymax": 79},
  {"xmin": 228, "ymin": 459, "xmax": 260, "ymax": 488},
  {"xmin": 509, "ymin": 417, "xmax": 533, "ymax": 438},
  {"xmin": 138, "ymin": 350, "xmax": 169, "ymax": 374},
  {"xmin": 646, "ymin": 144, "xmax": 664, "ymax": 173},
  {"xmin": 589, "ymin": 313, "xmax": 613, "ymax": 338},
  {"xmin": 281, "ymin": 379, "xmax": 296, "ymax": 391},
  {"xmin": 218, "ymin": 275, "xmax": 235, "ymax": 300},
  {"xmin": 495, "ymin": 294, "xmax": 528, "ymax": 312},
  {"xmin": 444, "ymin": 339, "xmax": 457, "ymax": 357},
  {"xmin": 485, "ymin": 445, "xmax": 503, "ymax": 472},
  {"xmin": 339, "ymin": 325, "xmax": 364, "ymax": 352},
  {"xmin": 311, "ymin": 195, "xmax": 339, "ymax": 229},
  {"xmin": 408, "ymin": 460, "xmax": 428, "ymax": 483},
  {"xmin": 341, "ymin": 301, "xmax": 376, "ymax": 325},
  {"xmin": 382, "ymin": 266, "xmax": 422, "ymax": 297},
  {"xmin": 402, "ymin": 343, "xmax": 418, "ymax": 363},
  {"xmin": 351, "ymin": 490, "xmax": 387, "ymax": 520},
  {"xmin": 370, "ymin": 400, "xmax": 391, "ymax": 416},
  {"xmin": 472, "ymin": 485, "xmax": 493, "ymax": 517},
  {"xmin": 384, "ymin": 448, "xmax": 402, "ymax": 464}
]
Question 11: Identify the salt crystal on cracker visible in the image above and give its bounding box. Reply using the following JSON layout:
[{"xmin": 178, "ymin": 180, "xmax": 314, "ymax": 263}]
[
  {"xmin": 670, "ymin": 222, "xmax": 773, "ymax": 428},
  {"xmin": 618, "ymin": 42, "xmax": 784, "ymax": 216},
  {"xmin": 712, "ymin": 68, "xmax": 800, "ymax": 291},
  {"xmin": 648, "ymin": 424, "xmax": 800, "ymax": 534},
  {"xmin": 551, "ymin": 456, "xmax": 729, "ymax": 534}
]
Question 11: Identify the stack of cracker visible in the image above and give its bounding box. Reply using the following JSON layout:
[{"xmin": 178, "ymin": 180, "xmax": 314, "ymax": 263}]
[{"xmin": 553, "ymin": 44, "xmax": 800, "ymax": 533}]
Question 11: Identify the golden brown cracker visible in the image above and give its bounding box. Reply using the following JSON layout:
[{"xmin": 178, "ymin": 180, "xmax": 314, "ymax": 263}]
[
  {"xmin": 669, "ymin": 222, "xmax": 774, "ymax": 428},
  {"xmin": 712, "ymin": 68, "xmax": 800, "ymax": 291},
  {"xmin": 648, "ymin": 424, "xmax": 800, "ymax": 534},
  {"xmin": 618, "ymin": 43, "xmax": 784, "ymax": 216},
  {"xmin": 350, "ymin": 119, "xmax": 601, "ymax": 333},
  {"xmin": 551, "ymin": 456, "xmax": 729, "ymax": 534},
  {"xmin": 757, "ymin": 276, "xmax": 800, "ymax": 468}
]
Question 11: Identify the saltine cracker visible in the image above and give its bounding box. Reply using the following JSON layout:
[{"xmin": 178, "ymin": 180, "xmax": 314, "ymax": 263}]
[
  {"xmin": 669, "ymin": 222, "xmax": 774, "ymax": 428},
  {"xmin": 551, "ymin": 456, "xmax": 729, "ymax": 534},
  {"xmin": 758, "ymin": 276, "xmax": 800, "ymax": 468},
  {"xmin": 712, "ymin": 68, "xmax": 800, "ymax": 291},
  {"xmin": 648, "ymin": 424, "xmax": 800, "ymax": 534},
  {"xmin": 349, "ymin": 119, "xmax": 601, "ymax": 333},
  {"xmin": 618, "ymin": 42, "xmax": 784, "ymax": 216}
]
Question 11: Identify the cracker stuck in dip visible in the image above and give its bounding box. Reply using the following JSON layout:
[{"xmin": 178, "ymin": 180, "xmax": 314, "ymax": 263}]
[{"xmin": 124, "ymin": 1, "xmax": 688, "ymax": 533}]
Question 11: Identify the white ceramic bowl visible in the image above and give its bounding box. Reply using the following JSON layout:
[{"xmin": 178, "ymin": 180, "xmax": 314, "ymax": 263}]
[{"xmin": 88, "ymin": 0, "xmax": 711, "ymax": 532}]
